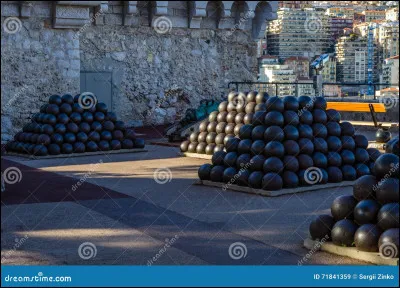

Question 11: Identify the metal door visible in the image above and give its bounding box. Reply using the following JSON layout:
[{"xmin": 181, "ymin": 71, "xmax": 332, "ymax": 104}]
[{"xmin": 80, "ymin": 72, "xmax": 113, "ymax": 111}]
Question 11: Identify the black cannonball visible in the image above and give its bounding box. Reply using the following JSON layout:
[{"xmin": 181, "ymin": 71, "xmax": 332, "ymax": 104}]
[
  {"xmin": 297, "ymin": 154, "xmax": 313, "ymax": 170},
  {"xmin": 110, "ymin": 140, "xmax": 121, "ymax": 150},
  {"xmin": 251, "ymin": 140, "xmax": 265, "ymax": 155},
  {"xmin": 57, "ymin": 113, "xmax": 69, "ymax": 125},
  {"xmin": 251, "ymin": 125, "xmax": 266, "ymax": 141},
  {"xmin": 224, "ymin": 134, "xmax": 237, "ymax": 147},
  {"xmin": 355, "ymin": 163, "xmax": 371, "ymax": 178},
  {"xmin": 73, "ymin": 142, "xmax": 86, "ymax": 153},
  {"xmin": 252, "ymin": 111, "xmax": 267, "ymax": 126},
  {"xmin": 327, "ymin": 166, "xmax": 343, "ymax": 183},
  {"xmin": 376, "ymin": 178, "xmax": 399, "ymax": 204},
  {"xmin": 88, "ymin": 131, "xmax": 100, "ymax": 142},
  {"xmin": 101, "ymin": 131, "xmax": 112, "ymax": 141},
  {"xmin": 212, "ymin": 151, "xmax": 226, "ymax": 166},
  {"xmin": 283, "ymin": 125, "xmax": 298, "ymax": 141},
  {"xmin": 79, "ymin": 122, "xmax": 91, "ymax": 134},
  {"xmin": 264, "ymin": 126, "xmax": 284, "ymax": 142},
  {"xmin": 263, "ymin": 157, "xmax": 284, "ymax": 174},
  {"xmin": 122, "ymin": 139, "xmax": 134, "ymax": 149},
  {"xmin": 262, "ymin": 173, "xmax": 283, "ymax": 191},
  {"xmin": 341, "ymin": 165, "xmax": 357, "ymax": 181},
  {"xmin": 224, "ymin": 151, "xmax": 238, "ymax": 167},
  {"xmin": 299, "ymin": 110, "xmax": 313, "ymax": 125},
  {"xmin": 312, "ymin": 123, "xmax": 328, "ymax": 139},
  {"xmin": 198, "ymin": 164, "xmax": 213, "ymax": 180},
  {"xmin": 96, "ymin": 102, "xmax": 108, "ymax": 113},
  {"xmin": 298, "ymin": 138, "xmax": 314, "ymax": 155},
  {"xmin": 239, "ymin": 124, "xmax": 253, "ymax": 139},
  {"xmin": 72, "ymin": 103, "xmax": 84, "ymax": 114},
  {"xmin": 62, "ymin": 143, "xmax": 73, "ymax": 154},
  {"xmin": 326, "ymin": 122, "xmax": 341, "ymax": 137},
  {"xmin": 283, "ymin": 110, "xmax": 300, "ymax": 126},
  {"xmin": 36, "ymin": 134, "xmax": 50, "ymax": 146},
  {"xmin": 30, "ymin": 134, "xmax": 39, "ymax": 144},
  {"xmin": 313, "ymin": 152, "xmax": 328, "ymax": 168},
  {"xmin": 82, "ymin": 112, "xmax": 94, "ymax": 123},
  {"xmin": 331, "ymin": 219, "xmax": 358, "ymax": 246},
  {"xmin": 284, "ymin": 140, "xmax": 300, "ymax": 156},
  {"xmin": 326, "ymin": 109, "xmax": 341, "ymax": 122},
  {"xmin": 314, "ymin": 97, "xmax": 327, "ymax": 110},
  {"xmin": 210, "ymin": 165, "xmax": 225, "ymax": 182},
  {"xmin": 354, "ymin": 224, "xmax": 382, "ymax": 252},
  {"xmin": 98, "ymin": 140, "xmax": 110, "ymax": 151},
  {"xmin": 283, "ymin": 155, "xmax": 299, "ymax": 172},
  {"xmin": 91, "ymin": 121, "xmax": 102, "ymax": 132},
  {"xmin": 63, "ymin": 133, "xmax": 76, "ymax": 144},
  {"xmin": 236, "ymin": 153, "xmax": 252, "ymax": 170},
  {"xmin": 133, "ymin": 138, "xmax": 145, "ymax": 149},
  {"xmin": 312, "ymin": 109, "xmax": 327, "ymax": 124},
  {"xmin": 298, "ymin": 124, "xmax": 313, "ymax": 139},
  {"xmin": 266, "ymin": 97, "xmax": 284, "ymax": 112},
  {"xmin": 51, "ymin": 133, "xmax": 64, "ymax": 145},
  {"xmin": 341, "ymin": 149, "xmax": 355, "ymax": 165},
  {"xmin": 106, "ymin": 112, "xmax": 117, "ymax": 122},
  {"xmin": 237, "ymin": 139, "xmax": 252, "ymax": 155},
  {"xmin": 76, "ymin": 132, "xmax": 88, "ymax": 143},
  {"xmin": 103, "ymin": 121, "xmax": 115, "ymax": 132},
  {"xmin": 378, "ymin": 229, "xmax": 399, "ymax": 258},
  {"xmin": 62, "ymin": 94, "xmax": 74, "ymax": 105},
  {"xmin": 69, "ymin": 112, "xmax": 82, "ymax": 124},
  {"xmin": 340, "ymin": 121, "xmax": 355, "ymax": 136},
  {"xmin": 94, "ymin": 112, "xmax": 105, "ymax": 122},
  {"xmin": 314, "ymin": 138, "xmax": 328, "ymax": 154},
  {"xmin": 46, "ymin": 104, "xmax": 60, "ymax": 115},
  {"xmin": 265, "ymin": 111, "xmax": 284, "ymax": 127},
  {"xmin": 283, "ymin": 96, "xmax": 299, "ymax": 111},
  {"xmin": 41, "ymin": 124, "xmax": 54, "ymax": 135},
  {"xmin": 376, "ymin": 128, "xmax": 391, "ymax": 143},
  {"xmin": 59, "ymin": 103, "xmax": 72, "ymax": 115},
  {"xmin": 355, "ymin": 148, "xmax": 370, "ymax": 164},
  {"xmin": 250, "ymin": 155, "xmax": 265, "ymax": 171},
  {"xmin": 264, "ymin": 141, "xmax": 285, "ymax": 158},
  {"xmin": 353, "ymin": 175, "xmax": 377, "ymax": 201},
  {"xmin": 49, "ymin": 94, "xmax": 62, "ymax": 105},
  {"xmin": 282, "ymin": 170, "xmax": 299, "ymax": 188},
  {"xmin": 354, "ymin": 199, "xmax": 381, "ymax": 225},
  {"xmin": 298, "ymin": 96, "xmax": 314, "ymax": 111},
  {"xmin": 341, "ymin": 135, "xmax": 356, "ymax": 151},
  {"xmin": 67, "ymin": 122, "xmax": 79, "ymax": 134},
  {"xmin": 33, "ymin": 144, "xmax": 48, "ymax": 156},
  {"xmin": 377, "ymin": 203, "xmax": 399, "ymax": 231},
  {"xmin": 248, "ymin": 171, "xmax": 264, "ymax": 189},
  {"xmin": 373, "ymin": 153, "xmax": 399, "ymax": 180},
  {"xmin": 327, "ymin": 151, "xmax": 342, "ymax": 167},
  {"xmin": 46, "ymin": 114, "xmax": 57, "ymax": 125},
  {"xmin": 309, "ymin": 214, "xmax": 335, "ymax": 240},
  {"xmin": 367, "ymin": 148, "xmax": 381, "ymax": 162},
  {"xmin": 354, "ymin": 134, "xmax": 369, "ymax": 149},
  {"xmin": 40, "ymin": 104, "xmax": 48, "ymax": 113}
]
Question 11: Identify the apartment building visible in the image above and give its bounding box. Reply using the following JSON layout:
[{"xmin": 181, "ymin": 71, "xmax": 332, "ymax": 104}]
[
  {"xmin": 329, "ymin": 17, "xmax": 354, "ymax": 40},
  {"xmin": 258, "ymin": 56, "xmax": 296, "ymax": 96},
  {"xmin": 267, "ymin": 8, "xmax": 331, "ymax": 59},
  {"xmin": 284, "ymin": 56, "xmax": 310, "ymax": 78},
  {"xmin": 377, "ymin": 21, "xmax": 399, "ymax": 60},
  {"xmin": 326, "ymin": 7, "xmax": 355, "ymax": 19},
  {"xmin": 380, "ymin": 55, "xmax": 399, "ymax": 85},
  {"xmin": 335, "ymin": 34, "xmax": 377, "ymax": 83},
  {"xmin": 362, "ymin": 10, "xmax": 386, "ymax": 22},
  {"xmin": 296, "ymin": 77, "xmax": 315, "ymax": 96},
  {"xmin": 320, "ymin": 55, "xmax": 337, "ymax": 83},
  {"xmin": 386, "ymin": 7, "xmax": 399, "ymax": 21}
]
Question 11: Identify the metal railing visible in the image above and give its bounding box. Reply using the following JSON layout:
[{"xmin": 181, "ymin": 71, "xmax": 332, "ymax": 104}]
[{"xmin": 227, "ymin": 81, "xmax": 399, "ymax": 100}]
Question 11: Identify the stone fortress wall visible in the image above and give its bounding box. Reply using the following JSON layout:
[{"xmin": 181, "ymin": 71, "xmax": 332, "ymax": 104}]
[{"xmin": 1, "ymin": 1, "xmax": 278, "ymax": 142}]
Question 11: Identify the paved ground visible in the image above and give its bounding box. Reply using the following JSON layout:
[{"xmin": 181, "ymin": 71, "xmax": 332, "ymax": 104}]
[{"xmin": 2, "ymin": 142, "xmax": 372, "ymax": 266}]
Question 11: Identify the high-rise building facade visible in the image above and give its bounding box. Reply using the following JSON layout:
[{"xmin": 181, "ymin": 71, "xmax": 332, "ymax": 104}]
[{"xmin": 267, "ymin": 8, "xmax": 331, "ymax": 60}]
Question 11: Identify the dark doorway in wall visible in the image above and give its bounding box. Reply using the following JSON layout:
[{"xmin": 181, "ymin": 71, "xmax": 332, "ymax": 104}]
[{"xmin": 80, "ymin": 71, "xmax": 113, "ymax": 111}]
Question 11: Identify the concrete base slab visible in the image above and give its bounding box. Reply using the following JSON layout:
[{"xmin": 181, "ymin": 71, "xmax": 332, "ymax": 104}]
[
  {"xmin": 182, "ymin": 152, "xmax": 212, "ymax": 160},
  {"xmin": 304, "ymin": 238, "xmax": 399, "ymax": 266},
  {"xmin": 196, "ymin": 180, "xmax": 355, "ymax": 197},
  {"xmin": 4, "ymin": 148, "xmax": 148, "ymax": 160}
]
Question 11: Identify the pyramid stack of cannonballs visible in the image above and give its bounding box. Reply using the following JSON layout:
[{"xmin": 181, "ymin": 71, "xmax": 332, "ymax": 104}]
[
  {"xmin": 197, "ymin": 93, "xmax": 377, "ymax": 191},
  {"xmin": 309, "ymin": 152, "xmax": 399, "ymax": 256},
  {"xmin": 180, "ymin": 91, "xmax": 269, "ymax": 155},
  {"xmin": 5, "ymin": 93, "xmax": 145, "ymax": 156}
]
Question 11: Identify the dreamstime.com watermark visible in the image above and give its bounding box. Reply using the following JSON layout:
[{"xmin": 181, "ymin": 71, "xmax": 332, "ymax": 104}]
[
  {"xmin": 2, "ymin": 85, "xmax": 35, "ymax": 111},
  {"xmin": 78, "ymin": 242, "xmax": 97, "ymax": 260},
  {"xmin": 379, "ymin": 242, "xmax": 398, "ymax": 259},
  {"xmin": 153, "ymin": 167, "xmax": 172, "ymax": 184},
  {"xmin": 3, "ymin": 272, "xmax": 72, "ymax": 283},
  {"xmin": 304, "ymin": 167, "xmax": 323, "ymax": 185},
  {"xmin": 298, "ymin": 97, "xmax": 316, "ymax": 117},
  {"xmin": 223, "ymin": 11, "xmax": 255, "ymax": 40},
  {"xmin": 222, "ymin": 160, "xmax": 254, "ymax": 191},
  {"xmin": 73, "ymin": 9, "xmax": 105, "ymax": 39},
  {"xmin": 228, "ymin": 242, "xmax": 247, "ymax": 260},
  {"xmin": 298, "ymin": 234, "xmax": 329, "ymax": 265},
  {"xmin": 2, "ymin": 167, "xmax": 23, "ymax": 185},
  {"xmin": 372, "ymin": 162, "xmax": 399, "ymax": 191},
  {"xmin": 147, "ymin": 235, "xmax": 179, "ymax": 266},
  {"xmin": 1, "ymin": 235, "xmax": 29, "ymax": 262},
  {"xmin": 71, "ymin": 160, "xmax": 103, "ymax": 191}
]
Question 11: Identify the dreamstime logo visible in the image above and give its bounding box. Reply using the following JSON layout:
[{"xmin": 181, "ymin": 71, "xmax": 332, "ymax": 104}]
[
  {"xmin": 379, "ymin": 242, "xmax": 398, "ymax": 259},
  {"xmin": 71, "ymin": 160, "xmax": 103, "ymax": 191},
  {"xmin": 78, "ymin": 92, "xmax": 98, "ymax": 110},
  {"xmin": 2, "ymin": 167, "xmax": 22, "ymax": 184},
  {"xmin": 78, "ymin": 242, "xmax": 97, "ymax": 260},
  {"xmin": 379, "ymin": 95, "xmax": 398, "ymax": 109},
  {"xmin": 223, "ymin": 11, "xmax": 254, "ymax": 40},
  {"xmin": 153, "ymin": 168, "xmax": 172, "ymax": 184},
  {"xmin": 1, "ymin": 235, "xmax": 29, "ymax": 262},
  {"xmin": 298, "ymin": 97, "xmax": 316, "ymax": 116},
  {"xmin": 298, "ymin": 234, "xmax": 329, "ymax": 265},
  {"xmin": 372, "ymin": 162, "xmax": 399, "ymax": 191},
  {"xmin": 222, "ymin": 159, "xmax": 254, "ymax": 191},
  {"xmin": 147, "ymin": 235, "xmax": 179, "ymax": 266},
  {"xmin": 3, "ymin": 17, "xmax": 22, "ymax": 34},
  {"xmin": 228, "ymin": 242, "xmax": 247, "ymax": 260},
  {"xmin": 304, "ymin": 167, "xmax": 323, "ymax": 185},
  {"xmin": 304, "ymin": 16, "xmax": 322, "ymax": 34},
  {"xmin": 153, "ymin": 16, "xmax": 172, "ymax": 34},
  {"xmin": 230, "ymin": 93, "xmax": 247, "ymax": 109}
]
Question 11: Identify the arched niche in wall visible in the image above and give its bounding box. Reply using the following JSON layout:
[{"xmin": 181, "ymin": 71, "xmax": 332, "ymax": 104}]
[
  {"xmin": 137, "ymin": 1, "xmax": 153, "ymax": 26},
  {"xmin": 252, "ymin": 1, "xmax": 272, "ymax": 39},
  {"xmin": 200, "ymin": 1, "xmax": 223, "ymax": 29},
  {"xmin": 230, "ymin": 1, "xmax": 251, "ymax": 30}
]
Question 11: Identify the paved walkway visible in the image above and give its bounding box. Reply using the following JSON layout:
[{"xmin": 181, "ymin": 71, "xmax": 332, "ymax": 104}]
[{"xmin": 2, "ymin": 145, "xmax": 368, "ymax": 265}]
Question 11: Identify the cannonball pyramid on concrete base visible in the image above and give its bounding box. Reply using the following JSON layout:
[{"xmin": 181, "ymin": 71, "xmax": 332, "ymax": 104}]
[
  {"xmin": 309, "ymin": 152, "xmax": 399, "ymax": 257},
  {"xmin": 196, "ymin": 91, "xmax": 380, "ymax": 191},
  {"xmin": 5, "ymin": 93, "xmax": 145, "ymax": 156}
]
